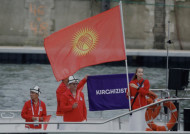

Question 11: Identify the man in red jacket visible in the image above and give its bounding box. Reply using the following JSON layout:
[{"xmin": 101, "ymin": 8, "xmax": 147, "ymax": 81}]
[
  {"xmin": 21, "ymin": 86, "xmax": 47, "ymax": 129},
  {"xmin": 56, "ymin": 77, "xmax": 69, "ymax": 129},
  {"xmin": 61, "ymin": 75, "xmax": 87, "ymax": 122}
]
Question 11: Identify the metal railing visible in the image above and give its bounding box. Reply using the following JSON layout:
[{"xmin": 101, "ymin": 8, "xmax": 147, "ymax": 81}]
[
  {"xmin": 0, "ymin": 98, "xmax": 189, "ymax": 126},
  {"xmin": 0, "ymin": 87, "xmax": 190, "ymax": 132},
  {"xmin": 0, "ymin": 88, "xmax": 172, "ymax": 119}
]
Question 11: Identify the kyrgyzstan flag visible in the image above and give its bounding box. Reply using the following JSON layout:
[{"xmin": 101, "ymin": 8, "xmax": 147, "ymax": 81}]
[{"xmin": 44, "ymin": 5, "xmax": 126, "ymax": 81}]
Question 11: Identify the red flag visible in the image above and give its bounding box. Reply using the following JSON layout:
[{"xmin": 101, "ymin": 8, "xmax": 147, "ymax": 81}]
[
  {"xmin": 44, "ymin": 5, "xmax": 126, "ymax": 81},
  {"xmin": 43, "ymin": 115, "xmax": 51, "ymax": 130}
]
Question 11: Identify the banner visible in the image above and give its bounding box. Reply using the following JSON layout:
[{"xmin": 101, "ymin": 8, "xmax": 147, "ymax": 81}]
[
  {"xmin": 87, "ymin": 73, "xmax": 134, "ymax": 111},
  {"xmin": 44, "ymin": 5, "xmax": 126, "ymax": 81}
]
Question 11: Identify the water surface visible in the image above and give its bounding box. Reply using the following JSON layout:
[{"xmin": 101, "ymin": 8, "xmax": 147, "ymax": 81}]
[{"xmin": 0, "ymin": 64, "xmax": 189, "ymax": 118}]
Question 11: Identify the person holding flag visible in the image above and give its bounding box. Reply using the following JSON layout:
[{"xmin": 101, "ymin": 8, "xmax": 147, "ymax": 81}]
[
  {"xmin": 60, "ymin": 75, "xmax": 87, "ymax": 122},
  {"xmin": 126, "ymin": 67, "xmax": 150, "ymax": 131},
  {"xmin": 56, "ymin": 77, "xmax": 69, "ymax": 130}
]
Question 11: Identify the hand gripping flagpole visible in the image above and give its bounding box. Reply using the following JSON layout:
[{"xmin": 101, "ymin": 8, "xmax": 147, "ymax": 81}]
[{"xmin": 119, "ymin": 1, "xmax": 132, "ymax": 111}]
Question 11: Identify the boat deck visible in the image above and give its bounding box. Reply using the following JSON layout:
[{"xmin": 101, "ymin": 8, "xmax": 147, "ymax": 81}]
[
  {"xmin": 0, "ymin": 117, "xmax": 185, "ymax": 134},
  {"xmin": 0, "ymin": 97, "xmax": 190, "ymax": 133}
]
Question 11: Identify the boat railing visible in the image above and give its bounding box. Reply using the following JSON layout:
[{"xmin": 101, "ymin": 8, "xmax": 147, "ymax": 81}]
[
  {"xmin": 0, "ymin": 88, "xmax": 170, "ymax": 119},
  {"xmin": 0, "ymin": 88, "xmax": 180, "ymax": 118},
  {"xmin": 150, "ymin": 88, "xmax": 170, "ymax": 98},
  {"xmin": 0, "ymin": 97, "xmax": 190, "ymax": 131}
]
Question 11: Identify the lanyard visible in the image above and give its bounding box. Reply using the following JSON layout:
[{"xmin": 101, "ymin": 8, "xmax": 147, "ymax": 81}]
[
  {"xmin": 137, "ymin": 82, "xmax": 140, "ymax": 86},
  {"xmin": 31, "ymin": 99, "xmax": 41, "ymax": 116}
]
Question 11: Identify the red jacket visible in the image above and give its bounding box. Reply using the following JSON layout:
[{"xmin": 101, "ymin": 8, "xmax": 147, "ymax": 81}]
[
  {"xmin": 21, "ymin": 99, "xmax": 47, "ymax": 129},
  {"xmin": 56, "ymin": 82, "xmax": 68, "ymax": 116},
  {"xmin": 61, "ymin": 78, "xmax": 87, "ymax": 122},
  {"xmin": 127, "ymin": 78, "xmax": 150, "ymax": 110},
  {"xmin": 77, "ymin": 78, "xmax": 87, "ymax": 90}
]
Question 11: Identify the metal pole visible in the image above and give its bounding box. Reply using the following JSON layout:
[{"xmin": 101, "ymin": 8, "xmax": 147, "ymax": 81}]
[
  {"xmin": 166, "ymin": 21, "xmax": 172, "ymax": 97},
  {"xmin": 166, "ymin": 21, "xmax": 170, "ymax": 91},
  {"xmin": 119, "ymin": 0, "xmax": 131, "ymax": 111},
  {"xmin": 177, "ymin": 100, "xmax": 180, "ymax": 131}
]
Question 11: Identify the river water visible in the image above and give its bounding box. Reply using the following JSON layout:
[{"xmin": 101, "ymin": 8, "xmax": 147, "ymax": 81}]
[{"xmin": 0, "ymin": 64, "xmax": 189, "ymax": 118}]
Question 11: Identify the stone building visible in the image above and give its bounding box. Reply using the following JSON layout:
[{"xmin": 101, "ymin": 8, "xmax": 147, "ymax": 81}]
[{"xmin": 0, "ymin": 0, "xmax": 189, "ymax": 50}]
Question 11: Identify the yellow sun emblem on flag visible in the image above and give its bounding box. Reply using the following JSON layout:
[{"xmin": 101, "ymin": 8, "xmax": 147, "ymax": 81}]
[{"xmin": 72, "ymin": 27, "xmax": 98, "ymax": 56}]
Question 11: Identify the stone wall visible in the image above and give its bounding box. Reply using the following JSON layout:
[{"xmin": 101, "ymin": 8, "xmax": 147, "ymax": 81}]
[
  {"xmin": 166, "ymin": 0, "xmax": 190, "ymax": 50},
  {"xmin": 0, "ymin": 0, "xmax": 189, "ymax": 50},
  {"xmin": 153, "ymin": 0, "xmax": 165, "ymax": 49}
]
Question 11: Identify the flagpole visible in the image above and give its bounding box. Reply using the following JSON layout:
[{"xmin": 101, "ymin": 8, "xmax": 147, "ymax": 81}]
[{"xmin": 119, "ymin": 1, "xmax": 131, "ymax": 111}]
